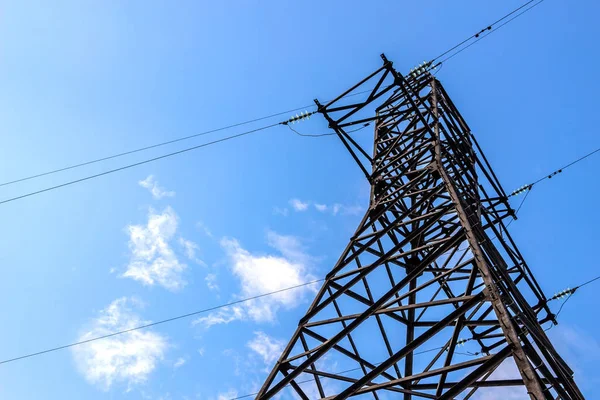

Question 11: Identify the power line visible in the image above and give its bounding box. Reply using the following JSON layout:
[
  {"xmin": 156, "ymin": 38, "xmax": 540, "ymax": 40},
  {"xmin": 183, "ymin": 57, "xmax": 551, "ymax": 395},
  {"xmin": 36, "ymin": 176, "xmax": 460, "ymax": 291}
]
[
  {"xmin": 543, "ymin": 273, "xmax": 600, "ymax": 329},
  {"xmin": 433, "ymin": 0, "xmax": 547, "ymax": 66},
  {"xmin": 0, "ymin": 88, "xmax": 378, "ymax": 189},
  {"xmin": 0, "ymin": 123, "xmax": 279, "ymax": 206},
  {"xmin": 578, "ymin": 274, "xmax": 600, "ymax": 289},
  {"xmin": 506, "ymin": 187, "xmax": 532, "ymax": 228},
  {"xmin": 431, "ymin": 0, "xmax": 539, "ymax": 62},
  {"xmin": 287, "ymin": 122, "xmax": 371, "ymax": 138},
  {"xmin": 554, "ymin": 293, "xmax": 573, "ymax": 320},
  {"xmin": 0, "ymin": 108, "xmax": 310, "ymax": 189},
  {"xmin": 0, "ymin": 110, "xmax": 376, "ymax": 206},
  {"xmin": 509, "ymin": 145, "xmax": 600, "ymax": 197},
  {"xmin": 0, "ymin": 278, "xmax": 324, "ymax": 366},
  {"xmin": 530, "ymin": 146, "xmax": 600, "ymax": 186}
]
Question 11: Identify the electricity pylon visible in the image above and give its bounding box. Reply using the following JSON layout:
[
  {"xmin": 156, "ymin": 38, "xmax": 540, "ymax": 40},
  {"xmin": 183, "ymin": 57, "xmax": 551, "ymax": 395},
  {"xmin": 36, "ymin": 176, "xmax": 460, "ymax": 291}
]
[{"xmin": 256, "ymin": 54, "xmax": 584, "ymax": 400}]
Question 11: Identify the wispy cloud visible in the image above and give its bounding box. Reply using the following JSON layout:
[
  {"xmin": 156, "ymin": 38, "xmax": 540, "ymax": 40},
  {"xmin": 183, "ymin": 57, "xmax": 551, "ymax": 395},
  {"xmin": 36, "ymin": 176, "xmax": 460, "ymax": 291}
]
[
  {"xmin": 286, "ymin": 198, "xmax": 363, "ymax": 216},
  {"xmin": 122, "ymin": 207, "xmax": 187, "ymax": 291},
  {"xmin": 205, "ymin": 273, "xmax": 219, "ymax": 291},
  {"xmin": 196, "ymin": 221, "xmax": 213, "ymax": 237},
  {"xmin": 330, "ymin": 203, "xmax": 362, "ymax": 216},
  {"xmin": 217, "ymin": 389, "xmax": 238, "ymax": 400},
  {"xmin": 72, "ymin": 297, "xmax": 168, "ymax": 391},
  {"xmin": 247, "ymin": 331, "xmax": 284, "ymax": 367},
  {"xmin": 178, "ymin": 237, "xmax": 205, "ymax": 266},
  {"xmin": 194, "ymin": 231, "xmax": 317, "ymax": 327},
  {"xmin": 314, "ymin": 203, "xmax": 328, "ymax": 212},
  {"xmin": 179, "ymin": 238, "xmax": 199, "ymax": 260},
  {"xmin": 173, "ymin": 357, "xmax": 186, "ymax": 369},
  {"xmin": 273, "ymin": 207, "xmax": 289, "ymax": 217},
  {"xmin": 289, "ymin": 198, "xmax": 309, "ymax": 212},
  {"xmin": 193, "ymin": 306, "xmax": 244, "ymax": 328},
  {"xmin": 138, "ymin": 175, "xmax": 175, "ymax": 200}
]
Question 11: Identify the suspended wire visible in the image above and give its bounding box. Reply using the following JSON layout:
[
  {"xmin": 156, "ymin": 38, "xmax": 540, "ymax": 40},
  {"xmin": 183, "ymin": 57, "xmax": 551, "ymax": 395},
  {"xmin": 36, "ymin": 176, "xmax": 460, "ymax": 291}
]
[
  {"xmin": 577, "ymin": 274, "xmax": 600, "ymax": 289},
  {"xmin": 287, "ymin": 123, "xmax": 371, "ymax": 138},
  {"xmin": 0, "ymin": 123, "xmax": 281, "ymax": 206},
  {"xmin": 0, "ymin": 88, "xmax": 380, "ymax": 189},
  {"xmin": 530, "ymin": 146, "xmax": 600, "ymax": 187},
  {"xmin": 0, "ymin": 278, "xmax": 324, "ymax": 366},
  {"xmin": 431, "ymin": 0, "xmax": 540, "ymax": 62},
  {"xmin": 0, "ymin": 117, "xmax": 376, "ymax": 206},
  {"xmin": 434, "ymin": 0, "xmax": 547, "ymax": 66},
  {"xmin": 287, "ymin": 125, "xmax": 337, "ymax": 138},
  {"xmin": 505, "ymin": 187, "xmax": 532, "ymax": 228},
  {"xmin": 544, "ymin": 273, "xmax": 600, "ymax": 331},
  {"xmin": 509, "ymin": 145, "xmax": 600, "ymax": 198},
  {"xmin": 553, "ymin": 293, "xmax": 573, "ymax": 320},
  {"xmin": 0, "ymin": 108, "xmax": 310, "ymax": 189}
]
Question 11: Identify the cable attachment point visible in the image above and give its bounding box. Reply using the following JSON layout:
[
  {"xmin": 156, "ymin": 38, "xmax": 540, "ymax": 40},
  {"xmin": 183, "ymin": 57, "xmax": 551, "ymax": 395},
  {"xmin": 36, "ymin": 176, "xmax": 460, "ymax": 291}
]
[
  {"xmin": 409, "ymin": 61, "xmax": 433, "ymax": 78},
  {"xmin": 510, "ymin": 184, "xmax": 532, "ymax": 197},
  {"xmin": 282, "ymin": 110, "xmax": 315, "ymax": 125},
  {"xmin": 550, "ymin": 287, "xmax": 577, "ymax": 301}
]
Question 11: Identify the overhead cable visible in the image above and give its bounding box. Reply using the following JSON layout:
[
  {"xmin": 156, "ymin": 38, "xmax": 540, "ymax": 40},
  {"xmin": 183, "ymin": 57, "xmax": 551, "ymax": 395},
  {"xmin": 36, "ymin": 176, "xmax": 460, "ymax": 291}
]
[
  {"xmin": 0, "ymin": 278, "xmax": 324, "ymax": 366},
  {"xmin": 0, "ymin": 123, "xmax": 280, "ymax": 206}
]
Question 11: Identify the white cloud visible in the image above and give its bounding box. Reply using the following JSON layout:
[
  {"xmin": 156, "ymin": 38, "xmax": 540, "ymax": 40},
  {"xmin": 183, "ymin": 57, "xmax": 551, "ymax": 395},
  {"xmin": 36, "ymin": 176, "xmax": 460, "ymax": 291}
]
[
  {"xmin": 332, "ymin": 203, "xmax": 362, "ymax": 216},
  {"xmin": 332, "ymin": 203, "xmax": 342, "ymax": 215},
  {"xmin": 247, "ymin": 332, "xmax": 284, "ymax": 366},
  {"xmin": 193, "ymin": 232, "xmax": 316, "ymax": 327},
  {"xmin": 287, "ymin": 199, "xmax": 363, "ymax": 216},
  {"xmin": 314, "ymin": 203, "xmax": 328, "ymax": 212},
  {"xmin": 72, "ymin": 297, "xmax": 168, "ymax": 391},
  {"xmin": 273, "ymin": 207, "xmax": 289, "ymax": 216},
  {"xmin": 289, "ymin": 198, "xmax": 309, "ymax": 212},
  {"xmin": 205, "ymin": 273, "xmax": 219, "ymax": 291},
  {"xmin": 193, "ymin": 306, "xmax": 244, "ymax": 328},
  {"xmin": 178, "ymin": 237, "xmax": 205, "ymax": 266},
  {"xmin": 266, "ymin": 230, "xmax": 310, "ymax": 265},
  {"xmin": 222, "ymin": 233, "xmax": 316, "ymax": 322},
  {"xmin": 196, "ymin": 221, "xmax": 213, "ymax": 237},
  {"xmin": 217, "ymin": 389, "xmax": 238, "ymax": 400},
  {"xmin": 122, "ymin": 207, "xmax": 187, "ymax": 291},
  {"xmin": 138, "ymin": 175, "xmax": 175, "ymax": 200},
  {"xmin": 198, "ymin": 348, "xmax": 205, "ymax": 357},
  {"xmin": 173, "ymin": 357, "xmax": 186, "ymax": 369},
  {"xmin": 179, "ymin": 238, "xmax": 199, "ymax": 260}
]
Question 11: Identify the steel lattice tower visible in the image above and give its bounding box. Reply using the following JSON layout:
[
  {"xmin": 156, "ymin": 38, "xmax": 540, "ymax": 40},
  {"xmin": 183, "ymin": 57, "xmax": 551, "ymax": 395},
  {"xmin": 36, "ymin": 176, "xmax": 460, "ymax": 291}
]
[{"xmin": 256, "ymin": 55, "xmax": 584, "ymax": 400}]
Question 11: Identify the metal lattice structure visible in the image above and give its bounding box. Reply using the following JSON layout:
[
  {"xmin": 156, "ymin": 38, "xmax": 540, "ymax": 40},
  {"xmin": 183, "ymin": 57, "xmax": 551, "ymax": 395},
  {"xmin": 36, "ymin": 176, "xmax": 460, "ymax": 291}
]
[{"xmin": 255, "ymin": 55, "xmax": 584, "ymax": 400}]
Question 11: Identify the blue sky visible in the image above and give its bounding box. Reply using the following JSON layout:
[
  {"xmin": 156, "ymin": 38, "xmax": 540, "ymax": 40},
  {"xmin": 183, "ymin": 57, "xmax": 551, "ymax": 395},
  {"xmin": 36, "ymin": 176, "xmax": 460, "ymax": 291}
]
[{"xmin": 0, "ymin": 0, "xmax": 599, "ymax": 399}]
